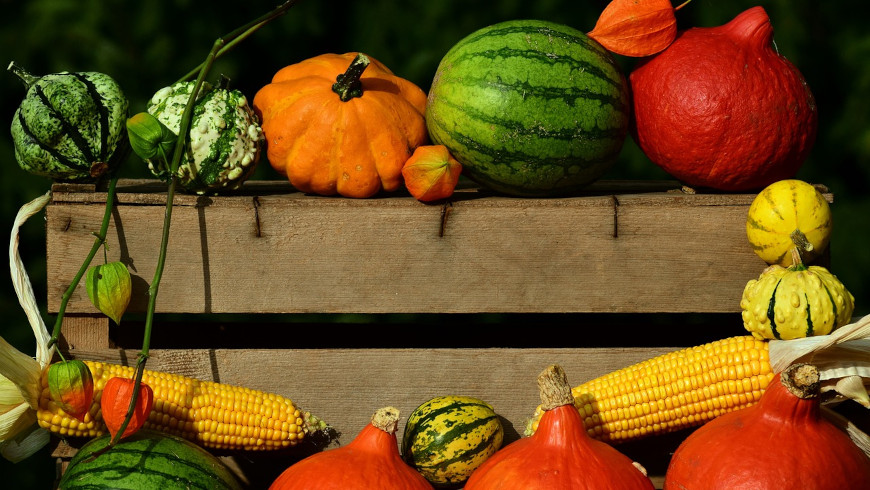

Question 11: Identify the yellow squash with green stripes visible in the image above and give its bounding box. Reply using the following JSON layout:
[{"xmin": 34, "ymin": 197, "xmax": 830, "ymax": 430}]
[
  {"xmin": 741, "ymin": 251, "xmax": 854, "ymax": 340},
  {"xmin": 746, "ymin": 179, "xmax": 832, "ymax": 267},
  {"xmin": 401, "ymin": 395, "xmax": 503, "ymax": 488}
]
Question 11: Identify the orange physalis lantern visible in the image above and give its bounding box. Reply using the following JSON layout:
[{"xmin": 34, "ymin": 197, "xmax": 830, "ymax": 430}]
[
  {"xmin": 401, "ymin": 145, "xmax": 462, "ymax": 202},
  {"xmin": 100, "ymin": 377, "xmax": 154, "ymax": 439},
  {"xmin": 588, "ymin": 0, "xmax": 690, "ymax": 57}
]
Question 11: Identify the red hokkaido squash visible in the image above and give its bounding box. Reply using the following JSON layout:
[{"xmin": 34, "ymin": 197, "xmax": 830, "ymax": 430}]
[
  {"xmin": 465, "ymin": 365, "xmax": 654, "ymax": 489},
  {"xmin": 630, "ymin": 6, "xmax": 817, "ymax": 191},
  {"xmin": 253, "ymin": 52, "xmax": 428, "ymax": 198},
  {"xmin": 269, "ymin": 407, "xmax": 433, "ymax": 489},
  {"xmin": 664, "ymin": 363, "xmax": 870, "ymax": 489}
]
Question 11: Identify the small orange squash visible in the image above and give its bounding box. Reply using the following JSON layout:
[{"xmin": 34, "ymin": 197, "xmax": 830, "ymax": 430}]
[
  {"xmin": 269, "ymin": 407, "xmax": 433, "ymax": 489},
  {"xmin": 253, "ymin": 52, "xmax": 428, "ymax": 198}
]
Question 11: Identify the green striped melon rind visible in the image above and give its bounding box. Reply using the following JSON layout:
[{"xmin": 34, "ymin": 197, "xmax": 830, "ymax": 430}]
[
  {"xmin": 58, "ymin": 429, "xmax": 243, "ymax": 490},
  {"xmin": 401, "ymin": 395, "xmax": 504, "ymax": 488},
  {"xmin": 11, "ymin": 68, "xmax": 129, "ymax": 182},
  {"xmin": 425, "ymin": 20, "xmax": 630, "ymax": 196}
]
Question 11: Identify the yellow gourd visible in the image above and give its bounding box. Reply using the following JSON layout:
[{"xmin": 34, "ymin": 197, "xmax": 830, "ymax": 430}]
[
  {"xmin": 746, "ymin": 179, "xmax": 832, "ymax": 267},
  {"xmin": 741, "ymin": 249, "xmax": 854, "ymax": 340}
]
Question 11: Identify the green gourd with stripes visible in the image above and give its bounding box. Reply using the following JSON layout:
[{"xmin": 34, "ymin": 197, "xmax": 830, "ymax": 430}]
[
  {"xmin": 402, "ymin": 395, "xmax": 504, "ymax": 488},
  {"xmin": 425, "ymin": 20, "xmax": 630, "ymax": 196},
  {"xmin": 9, "ymin": 62, "xmax": 129, "ymax": 182}
]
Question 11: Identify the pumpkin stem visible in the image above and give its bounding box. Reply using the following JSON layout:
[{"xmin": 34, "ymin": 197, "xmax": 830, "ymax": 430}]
[
  {"xmin": 790, "ymin": 229, "xmax": 814, "ymax": 258},
  {"xmin": 7, "ymin": 61, "xmax": 40, "ymax": 89},
  {"xmin": 332, "ymin": 53, "xmax": 371, "ymax": 102},
  {"xmin": 781, "ymin": 363, "xmax": 820, "ymax": 400},
  {"xmin": 538, "ymin": 364, "xmax": 575, "ymax": 411},
  {"xmin": 788, "ymin": 247, "xmax": 808, "ymax": 271},
  {"xmin": 371, "ymin": 406, "xmax": 401, "ymax": 434}
]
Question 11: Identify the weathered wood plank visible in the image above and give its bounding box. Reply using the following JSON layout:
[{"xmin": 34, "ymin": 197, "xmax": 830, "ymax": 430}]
[{"xmin": 45, "ymin": 179, "xmax": 807, "ymax": 315}]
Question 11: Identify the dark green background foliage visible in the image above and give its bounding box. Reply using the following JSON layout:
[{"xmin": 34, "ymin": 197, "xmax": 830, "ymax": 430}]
[{"xmin": 2, "ymin": 0, "xmax": 868, "ymax": 487}]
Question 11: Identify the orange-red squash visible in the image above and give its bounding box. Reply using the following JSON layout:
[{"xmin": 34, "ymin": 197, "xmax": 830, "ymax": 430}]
[
  {"xmin": 465, "ymin": 365, "xmax": 654, "ymax": 489},
  {"xmin": 664, "ymin": 363, "xmax": 870, "ymax": 489},
  {"xmin": 253, "ymin": 52, "xmax": 428, "ymax": 198},
  {"xmin": 269, "ymin": 407, "xmax": 433, "ymax": 489}
]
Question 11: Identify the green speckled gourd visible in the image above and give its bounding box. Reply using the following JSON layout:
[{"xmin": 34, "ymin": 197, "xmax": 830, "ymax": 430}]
[
  {"xmin": 741, "ymin": 249, "xmax": 854, "ymax": 340},
  {"xmin": 145, "ymin": 80, "xmax": 263, "ymax": 194},
  {"xmin": 9, "ymin": 62, "xmax": 129, "ymax": 182},
  {"xmin": 402, "ymin": 395, "xmax": 504, "ymax": 488}
]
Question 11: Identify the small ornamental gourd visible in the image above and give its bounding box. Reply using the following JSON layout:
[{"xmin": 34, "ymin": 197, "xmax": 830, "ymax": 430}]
[
  {"xmin": 664, "ymin": 363, "xmax": 870, "ymax": 490},
  {"xmin": 8, "ymin": 62, "xmax": 129, "ymax": 182},
  {"xmin": 741, "ymin": 248, "xmax": 854, "ymax": 340},
  {"xmin": 402, "ymin": 395, "xmax": 504, "ymax": 487},
  {"xmin": 746, "ymin": 179, "xmax": 832, "ymax": 267},
  {"xmin": 145, "ymin": 80, "xmax": 263, "ymax": 194},
  {"xmin": 253, "ymin": 52, "xmax": 429, "ymax": 198},
  {"xmin": 269, "ymin": 407, "xmax": 434, "ymax": 490},
  {"xmin": 465, "ymin": 365, "xmax": 654, "ymax": 490}
]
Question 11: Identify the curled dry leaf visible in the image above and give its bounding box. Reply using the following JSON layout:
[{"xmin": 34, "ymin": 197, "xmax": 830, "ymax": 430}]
[
  {"xmin": 588, "ymin": 0, "xmax": 681, "ymax": 57},
  {"xmin": 402, "ymin": 145, "xmax": 462, "ymax": 202}
]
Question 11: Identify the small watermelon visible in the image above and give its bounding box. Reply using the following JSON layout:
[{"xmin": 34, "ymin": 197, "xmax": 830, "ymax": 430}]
[
  {"xmin": 426, "ymin": 19, "xmax": 630, "ymax": 197},
  {"xmin": 58, "ymin": 429, "xmax": 243, "ymax": 490},
  {"xmin": 402, "ymin": 395, "xmax": 504, "ymax": 488}
]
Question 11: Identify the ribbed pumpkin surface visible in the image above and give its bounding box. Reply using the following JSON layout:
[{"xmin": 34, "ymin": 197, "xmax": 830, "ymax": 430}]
[
  {"xmin": 425, "ymin": 19, "xmax": 630, "ymax": 196},
  {"xmin": 402, "ymin": 395, "xmax": 503, "ymax": 487}
]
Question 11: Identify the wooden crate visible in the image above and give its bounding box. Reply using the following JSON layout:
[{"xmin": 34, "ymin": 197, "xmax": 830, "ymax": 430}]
[{"xmin": 45, "ymin": 179, "xmax": 827, "ymax": 488}]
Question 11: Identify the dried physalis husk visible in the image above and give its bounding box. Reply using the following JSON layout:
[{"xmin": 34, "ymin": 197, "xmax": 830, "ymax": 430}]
[
  {"xmin": 588, "ymin": 0, "xmax": 682, "ymax": 57},
  {"xmin": 85, "ymin": 261, "xmax": 131, "ymax": 324}
]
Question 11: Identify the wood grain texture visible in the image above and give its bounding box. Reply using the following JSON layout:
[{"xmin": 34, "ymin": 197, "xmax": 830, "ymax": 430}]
[{"xmin": 45, "ymin": 180, "xmax": 799, "ymax": 315}]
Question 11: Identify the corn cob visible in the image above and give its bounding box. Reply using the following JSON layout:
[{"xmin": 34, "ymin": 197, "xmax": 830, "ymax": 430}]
[
  {"xmin": 524, "ymin": 336, "xmax": 774, "ymax": 442},
  {"xmin": 36, "ymin": 360, "xmax": 326, "ymax": 450}
]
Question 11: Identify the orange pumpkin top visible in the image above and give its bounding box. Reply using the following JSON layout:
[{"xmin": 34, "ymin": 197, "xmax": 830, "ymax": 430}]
[{"xmin": 253, "ymin": 52, "xmax": 428, "ymax": 198}]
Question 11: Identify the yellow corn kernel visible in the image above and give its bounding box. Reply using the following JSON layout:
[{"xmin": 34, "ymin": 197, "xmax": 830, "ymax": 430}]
[
  {"xmin": 36, "ymin": 360, "xmax": 325, "ymax": 451},
  {"xmin": 524, "ymin": 336, "xmax": 774, "ymax": 442}
]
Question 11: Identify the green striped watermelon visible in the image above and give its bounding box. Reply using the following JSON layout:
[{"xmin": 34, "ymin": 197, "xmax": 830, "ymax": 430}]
[
  {"xmin": 401, "ymin": 395, "xmax": 503, "ymax": 488},
  {"xmin": 58, "ymin": 429, "xmax": 242, "ymax": 490},
  {"xmin": 426, "ymin": 19, "xmax": 630, "ymax": 196}
]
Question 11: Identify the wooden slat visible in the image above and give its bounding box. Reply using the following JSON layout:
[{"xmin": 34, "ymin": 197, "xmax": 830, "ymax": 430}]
[{"xmin": 45, "ymin": 179, "xmax": 802, "ymax": 315}]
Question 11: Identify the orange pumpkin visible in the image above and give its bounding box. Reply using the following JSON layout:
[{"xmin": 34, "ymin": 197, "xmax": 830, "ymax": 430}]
[
  {"xmin": 269, "ymin": 407, "xmax": 434, "ymax": 489},
  {"xmin": 253, "ymin": 52, "xmax": 428, "ymax": 198}
]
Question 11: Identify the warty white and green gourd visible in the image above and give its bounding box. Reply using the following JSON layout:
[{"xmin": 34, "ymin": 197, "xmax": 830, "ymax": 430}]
[{"xmin": 145, "ymin": 80, "xmax": 263, "ymax": 194}]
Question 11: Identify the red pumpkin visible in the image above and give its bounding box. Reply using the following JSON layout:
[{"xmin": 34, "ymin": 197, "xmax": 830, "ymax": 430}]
[
  {"xmin": 664, "ymin": 363, "xmax": 870, "ymax": 489},
  {"xmin": 269, "ymin": 407, "xmax": 433, "ymax": 489},
  {"xmin": 100, "ymin": 377, "xmax": 153, "ymax": 440},
  {"xmin": 253, "ymin": 52, "xmax": 428, "ymax": 198},
  {"xmin": 630, "ymin": 6, "xmax": 817, "ymax": 191},
  {"xmin": 465, "ymin": 365, "xmax": 654, "ymax": 489}
]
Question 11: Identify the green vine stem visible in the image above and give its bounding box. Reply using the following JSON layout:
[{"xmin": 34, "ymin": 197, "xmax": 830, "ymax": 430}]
[
  {"xmin": 47, "ymin": 174, "xmax": 120, "ymax": 362},
  {"xmin": 96, "ymin": 0, "xmax": 300, "ymax": 454}
]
